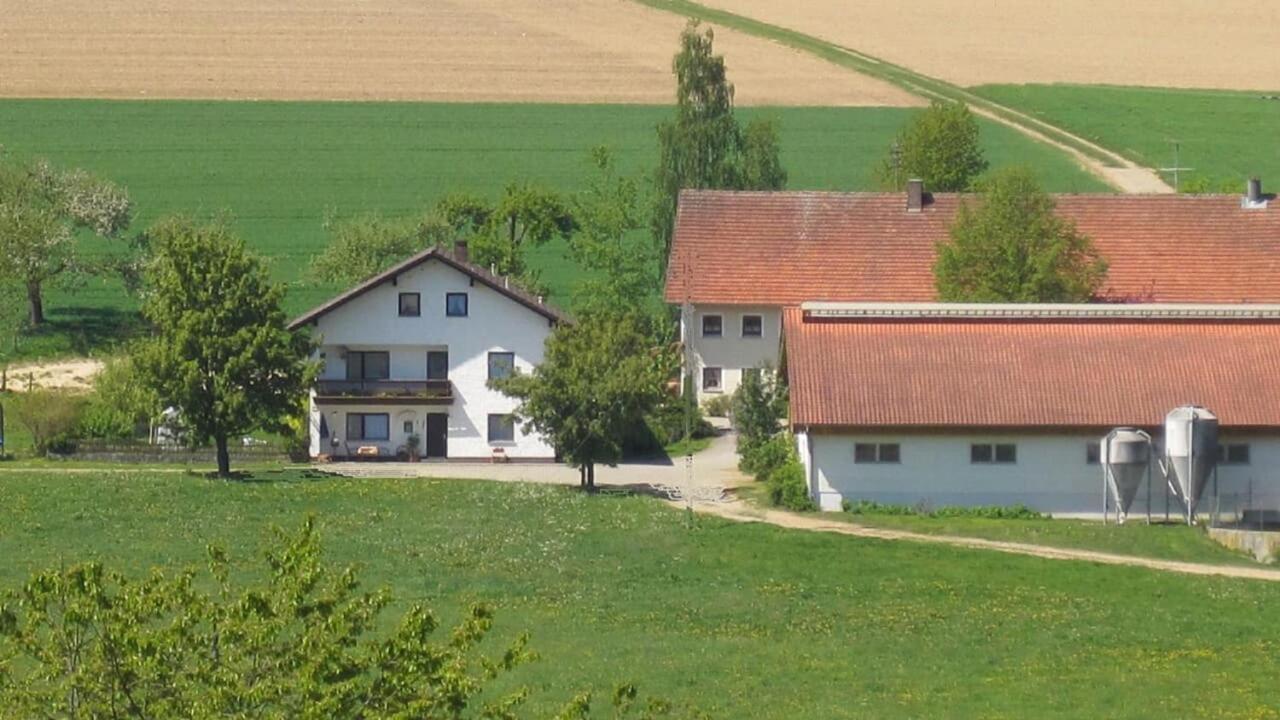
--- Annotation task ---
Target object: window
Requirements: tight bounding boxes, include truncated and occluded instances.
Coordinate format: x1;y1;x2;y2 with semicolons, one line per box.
346;351;390;381
402;420;413;434
446;292;468;317
702;367;722;392
855;443;900;464
742;314;763;338
398;292;421;317
346;413;389;441
488;352;516;381
1086;441;1101;465
487;414;515;443
701;314;722;338
427;351;449;380
1219;444;1251;465
971;443;1016;464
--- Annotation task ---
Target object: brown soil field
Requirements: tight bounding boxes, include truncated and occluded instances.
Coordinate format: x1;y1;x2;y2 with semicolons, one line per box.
0;0;919;106
700;0;1280;90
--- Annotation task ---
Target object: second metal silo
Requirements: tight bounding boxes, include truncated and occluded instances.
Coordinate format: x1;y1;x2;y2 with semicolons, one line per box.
1101;428;1152;523
1163;406;1219;524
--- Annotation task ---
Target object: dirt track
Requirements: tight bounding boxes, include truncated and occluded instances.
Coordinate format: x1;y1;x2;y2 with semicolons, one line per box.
0;0;919;106
698;0;1280;90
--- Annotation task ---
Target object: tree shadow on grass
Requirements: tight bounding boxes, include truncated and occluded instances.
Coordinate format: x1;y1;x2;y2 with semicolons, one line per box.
190;469;341;484
17;306;147;359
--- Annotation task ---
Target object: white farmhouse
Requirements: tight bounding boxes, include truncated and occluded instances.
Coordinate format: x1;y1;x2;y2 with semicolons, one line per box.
289;243;565;461
665;183;1280;401
785;302;1280;515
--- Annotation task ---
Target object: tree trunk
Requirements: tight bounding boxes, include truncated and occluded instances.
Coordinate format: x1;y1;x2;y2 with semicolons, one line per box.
585;462;595;491
215;435;231;477
26;281;44;326
578;466;586;488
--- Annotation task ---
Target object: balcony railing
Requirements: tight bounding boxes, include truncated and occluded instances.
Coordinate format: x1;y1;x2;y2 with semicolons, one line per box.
315;379;453;403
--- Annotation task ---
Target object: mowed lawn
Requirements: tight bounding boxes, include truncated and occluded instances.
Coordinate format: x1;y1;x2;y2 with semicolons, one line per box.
0;100;1106;358
1;473;1277;719
974;84;1280;188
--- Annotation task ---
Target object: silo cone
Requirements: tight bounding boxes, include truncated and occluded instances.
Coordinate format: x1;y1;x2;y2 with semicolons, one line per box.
1164;407;1219;519
1103;429;1151;520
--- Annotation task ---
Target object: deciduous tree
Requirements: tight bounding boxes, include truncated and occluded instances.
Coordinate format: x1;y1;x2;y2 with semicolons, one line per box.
653;22;787;263
0;156;131;325
876;100;987;192
310;212;450;284
935;167;1107;302
493;312;668;489
133;217;315;476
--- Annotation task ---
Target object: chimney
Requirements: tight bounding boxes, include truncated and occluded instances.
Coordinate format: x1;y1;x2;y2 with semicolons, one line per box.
453;239;469;262
906;178;924;213
1247;177;1262;204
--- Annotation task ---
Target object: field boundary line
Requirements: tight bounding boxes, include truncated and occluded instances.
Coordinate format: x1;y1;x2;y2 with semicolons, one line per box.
634;0;1173;194
695;501;1280;581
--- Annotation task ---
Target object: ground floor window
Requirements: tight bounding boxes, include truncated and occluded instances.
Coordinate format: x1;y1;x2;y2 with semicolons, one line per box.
346;413;390;441
488;414;515;443
854;443;900;464
1219;443;1251;465
702;367;722;392
971;443;1016;464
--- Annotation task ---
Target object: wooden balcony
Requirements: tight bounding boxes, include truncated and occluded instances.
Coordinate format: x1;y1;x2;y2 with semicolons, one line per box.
314;379;454;405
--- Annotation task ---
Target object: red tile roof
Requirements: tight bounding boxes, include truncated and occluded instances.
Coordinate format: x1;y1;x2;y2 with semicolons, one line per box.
665;190;1280;305
784;305;1280;429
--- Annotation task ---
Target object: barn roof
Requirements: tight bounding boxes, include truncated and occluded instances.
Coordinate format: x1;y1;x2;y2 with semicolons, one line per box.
665;189;1280;305
783;303;1280;430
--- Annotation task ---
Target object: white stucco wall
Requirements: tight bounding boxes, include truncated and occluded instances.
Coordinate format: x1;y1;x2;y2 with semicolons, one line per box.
305;259;556;459
683;304;782;402
806;431;1280;517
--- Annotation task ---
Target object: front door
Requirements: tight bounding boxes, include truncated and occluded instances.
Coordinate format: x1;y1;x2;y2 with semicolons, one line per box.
425;413;448;459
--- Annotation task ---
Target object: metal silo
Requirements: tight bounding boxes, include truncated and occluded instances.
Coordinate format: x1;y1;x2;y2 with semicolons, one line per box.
1163;406;1219;524
1101;428;1152;524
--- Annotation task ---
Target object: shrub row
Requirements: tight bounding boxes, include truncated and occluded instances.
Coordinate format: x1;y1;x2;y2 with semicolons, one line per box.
740;433;814;512
843;499;1044;520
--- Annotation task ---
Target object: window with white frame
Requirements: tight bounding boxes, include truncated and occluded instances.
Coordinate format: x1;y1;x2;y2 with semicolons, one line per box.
741;314;763;338
701;314;722;338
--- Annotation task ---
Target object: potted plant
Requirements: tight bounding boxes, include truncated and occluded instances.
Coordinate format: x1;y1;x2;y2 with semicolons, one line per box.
406;433;422;462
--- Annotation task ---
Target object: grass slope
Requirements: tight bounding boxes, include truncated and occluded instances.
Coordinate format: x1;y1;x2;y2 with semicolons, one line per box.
0;100;1105;359
1;473;1278;718
973;85;1280;189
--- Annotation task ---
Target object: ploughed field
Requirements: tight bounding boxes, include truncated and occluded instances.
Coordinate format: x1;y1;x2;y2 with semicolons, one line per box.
0;0;916;107
0;100;1106;359
0;472;1278;719
693;0;1280;91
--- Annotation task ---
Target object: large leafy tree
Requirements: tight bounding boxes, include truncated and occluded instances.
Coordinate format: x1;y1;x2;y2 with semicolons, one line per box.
653;22;787;263
876;100;988;192
0;156;131;325
310;212;452;284
134;217;315;476
570;147;664;328
494;312;669;489
0;519;691;718
935;167;1107;302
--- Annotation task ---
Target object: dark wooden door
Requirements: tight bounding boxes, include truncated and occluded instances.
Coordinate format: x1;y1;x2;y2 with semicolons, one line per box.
425;413;448;458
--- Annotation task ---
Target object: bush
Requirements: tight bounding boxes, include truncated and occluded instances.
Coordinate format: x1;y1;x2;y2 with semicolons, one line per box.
78;356;160;440
644;396;714;447
768;459;815;512
731;366;785;452
843;499;1044;520
701;394;732;418
739;432;793;479
12;390;85;455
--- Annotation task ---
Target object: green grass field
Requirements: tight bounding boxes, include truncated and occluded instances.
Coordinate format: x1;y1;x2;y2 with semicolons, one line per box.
0;100;1105;359
1;472;1278;718
973;85;1280;190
